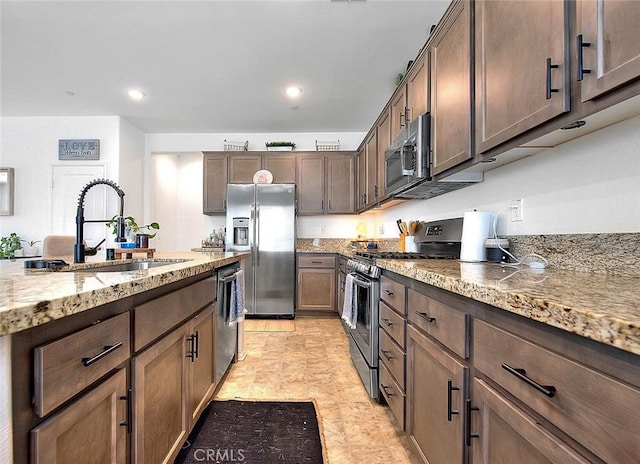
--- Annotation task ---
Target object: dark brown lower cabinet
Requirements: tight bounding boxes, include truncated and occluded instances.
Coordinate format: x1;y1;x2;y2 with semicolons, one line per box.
30;368;128;464
132;303;216;464
471;378;589;464
188;305;215;425
132;324;189;464
406;325;467;464
296;254;337;312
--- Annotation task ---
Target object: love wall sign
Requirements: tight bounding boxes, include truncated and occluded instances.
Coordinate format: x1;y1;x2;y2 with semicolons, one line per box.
58;139;100;160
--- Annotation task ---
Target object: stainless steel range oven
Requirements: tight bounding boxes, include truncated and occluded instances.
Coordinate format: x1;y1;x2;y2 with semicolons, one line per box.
342;217;465;400
343;257;381;399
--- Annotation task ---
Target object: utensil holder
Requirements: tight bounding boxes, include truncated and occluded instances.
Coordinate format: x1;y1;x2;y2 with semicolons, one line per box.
398;233;406;252
405;235;418;252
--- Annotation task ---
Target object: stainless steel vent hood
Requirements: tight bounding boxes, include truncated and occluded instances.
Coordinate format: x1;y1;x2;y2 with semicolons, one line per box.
392;171;483;200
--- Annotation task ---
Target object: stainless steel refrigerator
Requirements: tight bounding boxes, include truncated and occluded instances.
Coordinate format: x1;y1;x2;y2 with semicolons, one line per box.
225;183;296;317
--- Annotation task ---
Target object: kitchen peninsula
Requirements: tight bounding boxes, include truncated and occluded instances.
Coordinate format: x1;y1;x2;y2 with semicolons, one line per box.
0;251;247;464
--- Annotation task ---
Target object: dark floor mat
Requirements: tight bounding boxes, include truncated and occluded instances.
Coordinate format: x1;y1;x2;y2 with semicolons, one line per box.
175;400;324;464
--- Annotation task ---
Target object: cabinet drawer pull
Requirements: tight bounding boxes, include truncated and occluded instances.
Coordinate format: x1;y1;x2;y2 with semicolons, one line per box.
447;379;460;422
546;57;560;99
194;331;199;359
465;399;480;446
501;363;556;398
381;384;394;397
381;318;393;327
381;350;393;361
415;311;436;323
311;261;323;264
81;342;123;367
383;289;394;296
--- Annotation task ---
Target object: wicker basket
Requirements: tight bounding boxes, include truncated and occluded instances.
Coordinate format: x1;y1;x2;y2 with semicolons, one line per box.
315;140;340;151
224;140;248;151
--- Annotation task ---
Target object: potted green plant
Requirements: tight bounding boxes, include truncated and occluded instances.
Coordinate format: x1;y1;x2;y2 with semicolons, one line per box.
107;216;160;248
0;232;22;259
265;141;296;151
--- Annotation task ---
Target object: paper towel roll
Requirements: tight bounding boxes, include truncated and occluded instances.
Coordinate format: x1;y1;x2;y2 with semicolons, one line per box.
460;211;494;262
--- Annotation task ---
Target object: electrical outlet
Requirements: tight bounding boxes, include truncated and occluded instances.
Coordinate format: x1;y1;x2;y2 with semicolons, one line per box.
379;224;385;235
511;199;523;222
321;224;328;234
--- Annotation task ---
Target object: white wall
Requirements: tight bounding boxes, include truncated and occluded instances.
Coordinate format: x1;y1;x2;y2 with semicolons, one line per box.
118;118;146;221
375;114;640;238
0;116;121;240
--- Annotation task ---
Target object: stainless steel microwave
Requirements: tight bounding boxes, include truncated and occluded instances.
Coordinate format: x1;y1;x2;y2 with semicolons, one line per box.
384;113;430;197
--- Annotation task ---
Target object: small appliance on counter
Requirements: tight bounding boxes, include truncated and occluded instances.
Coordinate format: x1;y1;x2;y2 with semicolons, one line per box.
485;238;510;262
460;211;494;262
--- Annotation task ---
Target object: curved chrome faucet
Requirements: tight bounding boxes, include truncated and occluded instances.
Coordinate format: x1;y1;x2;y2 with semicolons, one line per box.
75;178;126;263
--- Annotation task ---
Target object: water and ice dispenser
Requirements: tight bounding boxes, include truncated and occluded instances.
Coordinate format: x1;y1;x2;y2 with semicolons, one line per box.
232;217;249;246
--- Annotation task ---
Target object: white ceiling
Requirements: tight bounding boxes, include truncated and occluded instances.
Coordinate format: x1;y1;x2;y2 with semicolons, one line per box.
0;0;449;134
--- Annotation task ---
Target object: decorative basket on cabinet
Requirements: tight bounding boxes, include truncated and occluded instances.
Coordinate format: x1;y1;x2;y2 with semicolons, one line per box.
315;140;340;151
224;140;249;151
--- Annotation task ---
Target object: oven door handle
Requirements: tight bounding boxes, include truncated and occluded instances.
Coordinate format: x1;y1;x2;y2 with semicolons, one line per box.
219;271;239;284
351;275;372;289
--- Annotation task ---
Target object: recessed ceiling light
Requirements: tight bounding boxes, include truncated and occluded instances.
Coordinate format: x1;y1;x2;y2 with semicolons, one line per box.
127;89;146;100
285;86;302;98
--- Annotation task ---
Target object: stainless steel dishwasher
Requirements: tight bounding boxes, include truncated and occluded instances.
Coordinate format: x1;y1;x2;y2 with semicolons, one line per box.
215;262;240;384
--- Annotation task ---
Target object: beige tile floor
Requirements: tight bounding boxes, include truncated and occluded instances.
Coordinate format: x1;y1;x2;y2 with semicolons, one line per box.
215;316;421;464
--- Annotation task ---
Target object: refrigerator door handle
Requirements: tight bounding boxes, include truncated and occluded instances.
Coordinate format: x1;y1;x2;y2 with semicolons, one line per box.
255;203;260;267
250;202;256;264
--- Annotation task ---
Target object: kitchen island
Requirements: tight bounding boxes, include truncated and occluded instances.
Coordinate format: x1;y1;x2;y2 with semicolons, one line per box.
0;251;247;464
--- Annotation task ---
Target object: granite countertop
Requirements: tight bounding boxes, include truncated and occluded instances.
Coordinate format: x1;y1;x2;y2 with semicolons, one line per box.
0;251;247;337
376;259;640;356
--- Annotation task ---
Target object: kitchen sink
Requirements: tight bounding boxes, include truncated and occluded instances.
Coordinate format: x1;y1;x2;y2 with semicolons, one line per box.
73;259;188;272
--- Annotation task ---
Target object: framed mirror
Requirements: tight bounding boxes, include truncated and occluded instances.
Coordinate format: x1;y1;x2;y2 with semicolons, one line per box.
0;168;14;216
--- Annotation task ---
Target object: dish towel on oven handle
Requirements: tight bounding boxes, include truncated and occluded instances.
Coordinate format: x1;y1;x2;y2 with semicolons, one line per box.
229;269;246;326
342;273;357;329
